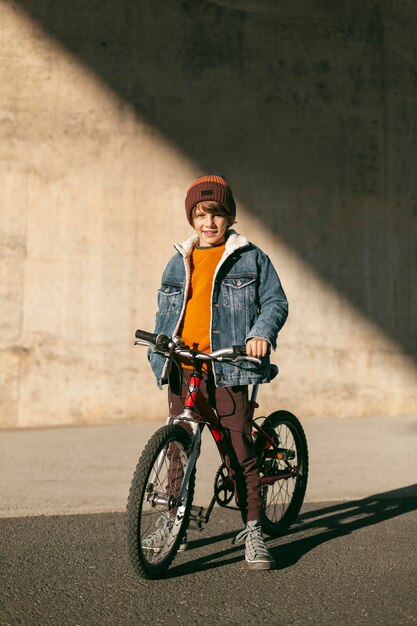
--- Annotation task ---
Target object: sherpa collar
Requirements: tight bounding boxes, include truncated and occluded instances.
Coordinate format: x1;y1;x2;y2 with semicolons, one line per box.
174;229;249;258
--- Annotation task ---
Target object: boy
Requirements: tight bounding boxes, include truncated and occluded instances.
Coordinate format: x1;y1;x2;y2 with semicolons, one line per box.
148;174;288;570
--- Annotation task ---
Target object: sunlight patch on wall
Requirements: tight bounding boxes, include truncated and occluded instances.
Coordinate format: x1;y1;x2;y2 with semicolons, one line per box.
1;3;415;426
0;3;198;427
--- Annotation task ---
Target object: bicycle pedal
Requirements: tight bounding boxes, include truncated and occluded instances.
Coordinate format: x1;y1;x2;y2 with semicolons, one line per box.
264;448;296;461
188;505;206;530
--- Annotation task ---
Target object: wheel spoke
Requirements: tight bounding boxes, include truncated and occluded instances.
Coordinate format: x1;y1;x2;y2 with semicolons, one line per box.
126;425;196;578
139;439;188;564
258;411;308;536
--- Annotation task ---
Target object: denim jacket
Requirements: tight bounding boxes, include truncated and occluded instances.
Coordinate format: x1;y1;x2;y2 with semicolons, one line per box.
149;230;288;387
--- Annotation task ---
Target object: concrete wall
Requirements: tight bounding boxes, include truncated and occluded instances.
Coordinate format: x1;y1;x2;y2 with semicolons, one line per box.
1;0;416;428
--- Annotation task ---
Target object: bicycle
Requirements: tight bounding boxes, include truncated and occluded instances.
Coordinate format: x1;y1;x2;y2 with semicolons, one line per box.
126;329;309;579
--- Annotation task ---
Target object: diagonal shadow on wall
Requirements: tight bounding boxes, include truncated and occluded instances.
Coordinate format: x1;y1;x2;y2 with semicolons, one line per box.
15;0;417;359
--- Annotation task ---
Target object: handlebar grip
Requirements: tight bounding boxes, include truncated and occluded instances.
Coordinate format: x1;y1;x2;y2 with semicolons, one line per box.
135;330;171;352
135;329;159;343
232;345;262;365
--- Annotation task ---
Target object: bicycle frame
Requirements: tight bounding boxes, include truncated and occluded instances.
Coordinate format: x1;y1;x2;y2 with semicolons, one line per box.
167;358;298;529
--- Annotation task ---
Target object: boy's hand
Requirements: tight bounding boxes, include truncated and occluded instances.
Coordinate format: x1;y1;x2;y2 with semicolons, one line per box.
246;337;270;359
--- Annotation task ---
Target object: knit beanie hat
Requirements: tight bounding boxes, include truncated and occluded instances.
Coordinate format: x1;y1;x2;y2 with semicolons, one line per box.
185;174;236;225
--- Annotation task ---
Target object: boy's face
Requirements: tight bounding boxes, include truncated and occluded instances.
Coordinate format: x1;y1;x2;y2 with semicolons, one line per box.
193;207;228;247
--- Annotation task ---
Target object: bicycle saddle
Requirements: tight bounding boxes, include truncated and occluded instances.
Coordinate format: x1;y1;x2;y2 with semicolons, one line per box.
269;364;279;381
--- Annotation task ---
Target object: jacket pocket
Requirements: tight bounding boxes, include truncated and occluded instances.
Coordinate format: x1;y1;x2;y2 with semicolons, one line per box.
157;282;182;313
221;275;257;309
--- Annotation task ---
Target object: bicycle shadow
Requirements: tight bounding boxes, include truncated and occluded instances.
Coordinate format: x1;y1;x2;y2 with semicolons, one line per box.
165;484;417;578
273;483;417;570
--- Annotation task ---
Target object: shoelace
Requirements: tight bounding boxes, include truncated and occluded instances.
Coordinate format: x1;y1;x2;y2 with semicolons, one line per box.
143;515;173;545
232;522;272;558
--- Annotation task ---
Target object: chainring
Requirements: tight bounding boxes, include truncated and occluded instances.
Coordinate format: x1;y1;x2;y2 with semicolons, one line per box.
214;464;235;506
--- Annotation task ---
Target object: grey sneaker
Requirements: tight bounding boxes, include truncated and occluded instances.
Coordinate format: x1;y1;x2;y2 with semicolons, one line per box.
233;521;275;570
178;533;188;552
142;515;188;554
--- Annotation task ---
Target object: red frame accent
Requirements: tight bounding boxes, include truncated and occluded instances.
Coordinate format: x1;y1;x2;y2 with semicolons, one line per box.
181;366;295;484
184;373;201;409
182;369;229;454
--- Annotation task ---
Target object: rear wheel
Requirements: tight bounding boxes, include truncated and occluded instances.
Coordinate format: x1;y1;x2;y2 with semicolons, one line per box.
256;410;308;536
125;424;195;579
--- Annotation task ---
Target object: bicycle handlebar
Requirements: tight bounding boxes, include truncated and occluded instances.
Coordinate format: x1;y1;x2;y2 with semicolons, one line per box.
134;329;262;365
135;329;171;351
134;329;160;343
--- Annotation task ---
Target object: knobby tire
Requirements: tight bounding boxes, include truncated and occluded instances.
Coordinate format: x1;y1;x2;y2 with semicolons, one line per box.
125;424;195;579
257;410;309;536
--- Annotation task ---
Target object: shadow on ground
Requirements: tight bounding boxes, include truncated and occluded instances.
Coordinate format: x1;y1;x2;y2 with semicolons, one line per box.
166;483;417;576
2;488;416;624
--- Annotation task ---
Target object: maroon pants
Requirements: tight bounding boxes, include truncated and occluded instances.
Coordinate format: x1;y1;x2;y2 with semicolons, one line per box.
168;366;261;523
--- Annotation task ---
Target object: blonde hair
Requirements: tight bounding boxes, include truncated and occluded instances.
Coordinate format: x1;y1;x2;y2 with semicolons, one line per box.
192;201;236;228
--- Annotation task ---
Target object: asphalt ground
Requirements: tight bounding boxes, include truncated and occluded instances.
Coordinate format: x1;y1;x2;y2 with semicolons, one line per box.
1;416;416;625
1;503;416;625
1;416;417;517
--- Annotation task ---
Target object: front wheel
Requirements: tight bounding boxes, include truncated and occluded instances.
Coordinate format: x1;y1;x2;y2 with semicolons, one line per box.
256;410;308;537
125;424;195;579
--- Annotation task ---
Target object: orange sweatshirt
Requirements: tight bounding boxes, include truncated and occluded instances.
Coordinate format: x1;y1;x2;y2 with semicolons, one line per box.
179;243;225;352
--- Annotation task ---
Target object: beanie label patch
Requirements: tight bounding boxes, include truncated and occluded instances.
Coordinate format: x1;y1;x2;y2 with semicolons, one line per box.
185;175;236;225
